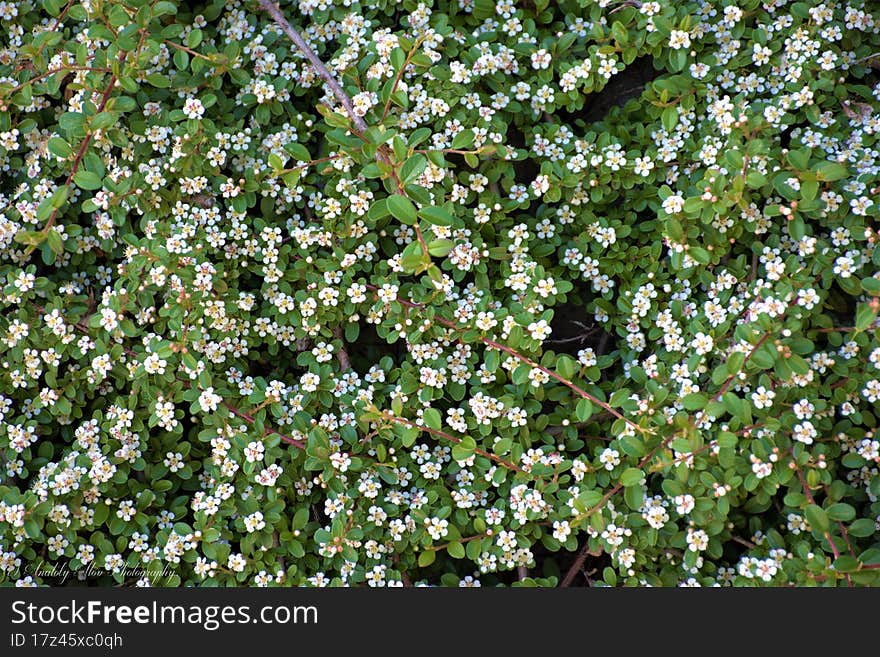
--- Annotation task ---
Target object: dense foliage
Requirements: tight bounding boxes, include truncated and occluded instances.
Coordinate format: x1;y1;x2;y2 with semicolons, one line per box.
1;0;879;587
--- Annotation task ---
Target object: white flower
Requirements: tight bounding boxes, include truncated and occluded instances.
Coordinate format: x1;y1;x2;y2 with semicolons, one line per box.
669;30;691;49
244;441;265;463
751;386;775;410
662;194;685;214
634;156;654;176
599;448;620;471
329;451;352;472
673;494;695;515
792;421;816;445
198;387;221;413
552;520;571;542
527;319;551;341
686;528;709;552
300;372;320;392
183;98;205;119
690;332;714;355
424;517;449;540
244;511;265;533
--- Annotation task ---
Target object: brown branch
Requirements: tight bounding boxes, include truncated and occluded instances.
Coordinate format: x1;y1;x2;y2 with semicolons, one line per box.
31;304;306;450
164;39;213;61
731;535;757;549
382;412;527;475
333;327;351;372
223;402;305;449
392;553;412;587
425;532;488;552
546;413;614;437
482;336;644;435
811;326;878;334
790;450;852;587
38;53;125;236
257;0;368;134
364;283;645;434
260;2;432;264
5;66;110;95
380;36;424;121
824;485;858;560
561;284;808;587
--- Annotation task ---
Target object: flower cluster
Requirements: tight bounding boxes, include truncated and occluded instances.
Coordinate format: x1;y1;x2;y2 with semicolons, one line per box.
0;0;878;588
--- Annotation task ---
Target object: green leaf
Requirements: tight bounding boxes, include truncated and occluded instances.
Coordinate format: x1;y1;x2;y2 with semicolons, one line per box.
401;154;427;184
24;518;41;539
661;106;678;131
815;161;847;182
848;519;875;538
146;73;171;88
400;426;419;448
804;504;829;533
451;130;474;150
268;153;284;171
417;549;436;567
511;365;531;385
447;541;465;559
46;228;64;256
575;398;593;422
418;206;454;227
47;137;72;158
422;408;442;430
556;355;576;380
855;303;876;332
451;436;476;462
13;230;45;246
749;345;775;370
111;96;137;113
387;194;417;225
390;47;406;72
726;351;745;375
624;484;643;511
281;143;309;162
605;388;627;408
682;392;707;411
49;185;69;209
427;239;454;257
91;112;117;131
832;556;860;573
826;503;855;522
400;250;426;273
293;507;309;529
665;217;683;241
42;0;64;16
611;21;629;46
620;468;643;487
187;29;203;48
73;170;103;190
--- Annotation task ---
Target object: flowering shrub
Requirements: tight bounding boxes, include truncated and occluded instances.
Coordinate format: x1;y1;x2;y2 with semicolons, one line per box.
1;0;879;588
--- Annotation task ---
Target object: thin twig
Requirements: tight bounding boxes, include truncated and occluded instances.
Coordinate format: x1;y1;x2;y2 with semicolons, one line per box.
260;2;433;265
333;327;352;372
731;535;757;549
31;304;306;450
4;66;110;95
561;281;810;587
36;52;126;238
790;450;852;587
364;283;645;434
382;412;526;474
164;40;213;61
257;0;368;134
